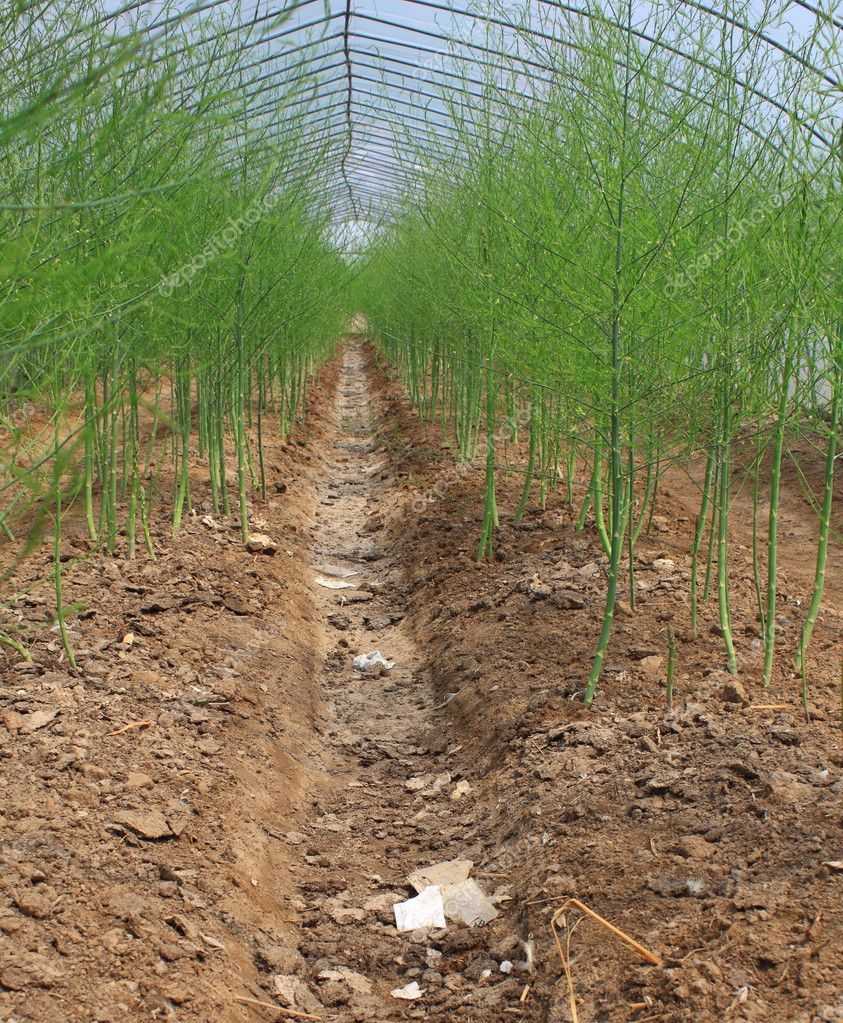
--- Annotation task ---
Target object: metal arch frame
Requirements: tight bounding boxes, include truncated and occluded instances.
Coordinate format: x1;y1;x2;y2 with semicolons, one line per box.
350;69;511;118
286;140;438;191
33;4;838;213
181;49;349;119
31;0;837;225
123;0;838;149
144;0;328;36
351;89;497;139
232;71;351;123
400;0;840;89
319;182;390;201
209;48;348;109
235;0;839;217
338;0;358;218
289;131;412;179
227;69;796;212
175;29;347;99
242;105;358;151
345;23;832;154
320;180;398;205
243;112;466;169
796;0;843;33
238;81;487;155
178;18;525;122
149;6;348;69
301;130;414;167
13;1;838;136
238;96;392;153
350;11;834;147
0;0;262;90
239;118;443;190
313;144;454;188
339;168;403;191
349;48;541;106
316;194;416;227
150;0;838;109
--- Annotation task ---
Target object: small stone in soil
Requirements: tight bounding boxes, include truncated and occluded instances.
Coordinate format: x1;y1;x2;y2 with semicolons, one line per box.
113;809;174;840
720;679;749;705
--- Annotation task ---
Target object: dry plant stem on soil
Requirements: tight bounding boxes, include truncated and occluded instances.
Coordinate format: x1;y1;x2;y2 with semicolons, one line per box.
550;899;662;967
551;897;662;1023
556;915;581;1023
233;994;322;1020
106;719;153;736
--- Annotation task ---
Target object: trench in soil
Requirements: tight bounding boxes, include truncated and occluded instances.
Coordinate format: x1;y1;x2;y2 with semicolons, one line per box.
288;340;512;1020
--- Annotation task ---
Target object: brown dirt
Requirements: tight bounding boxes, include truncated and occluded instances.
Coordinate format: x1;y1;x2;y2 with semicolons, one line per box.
1;339;841;1023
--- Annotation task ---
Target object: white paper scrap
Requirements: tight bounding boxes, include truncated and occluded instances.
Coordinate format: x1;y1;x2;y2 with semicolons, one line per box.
441;879;500;927
353;650;395;671
408;860;473;894
391;981;424;1000
393;885;446;932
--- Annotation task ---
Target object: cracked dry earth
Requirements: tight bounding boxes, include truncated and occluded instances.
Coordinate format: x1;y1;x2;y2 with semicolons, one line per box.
284;342;522;1022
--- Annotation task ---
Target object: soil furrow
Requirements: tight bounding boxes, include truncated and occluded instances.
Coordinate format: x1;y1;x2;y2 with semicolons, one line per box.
278;341;520;1022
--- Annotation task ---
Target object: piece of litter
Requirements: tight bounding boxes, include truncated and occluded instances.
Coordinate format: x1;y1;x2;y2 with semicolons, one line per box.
480;969;492;979
391;981;424;1001
394;885;446;932
441;879;500;927
408;859;473;894
316;575;353;589
431;692;460;711
823;861;843;871
451;780;472;801
500;960;513;974
353;650;394;671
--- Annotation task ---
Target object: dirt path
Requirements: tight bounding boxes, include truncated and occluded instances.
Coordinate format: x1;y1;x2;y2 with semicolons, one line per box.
277;340;518;1021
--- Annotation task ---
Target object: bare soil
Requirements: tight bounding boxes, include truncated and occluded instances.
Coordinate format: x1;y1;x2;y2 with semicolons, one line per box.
1;339;841;1023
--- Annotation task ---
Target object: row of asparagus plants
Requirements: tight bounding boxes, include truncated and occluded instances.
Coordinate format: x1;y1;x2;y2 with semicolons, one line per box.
359;0;842;704
0;1;352;664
